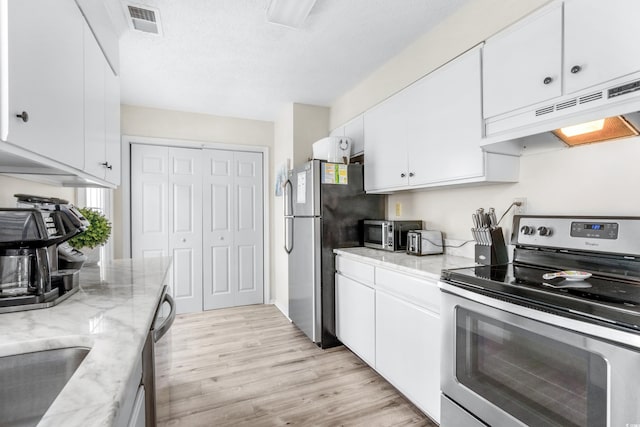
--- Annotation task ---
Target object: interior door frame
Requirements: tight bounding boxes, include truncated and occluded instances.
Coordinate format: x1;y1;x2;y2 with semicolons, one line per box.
121;135;271;306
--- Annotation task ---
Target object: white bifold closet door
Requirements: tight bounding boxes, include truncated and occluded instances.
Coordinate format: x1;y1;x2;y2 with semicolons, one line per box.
202;150;264;310
131;144;263;313
131;144;203;314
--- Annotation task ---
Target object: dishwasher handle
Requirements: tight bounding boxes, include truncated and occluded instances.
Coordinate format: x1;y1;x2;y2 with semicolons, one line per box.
153;292;176;342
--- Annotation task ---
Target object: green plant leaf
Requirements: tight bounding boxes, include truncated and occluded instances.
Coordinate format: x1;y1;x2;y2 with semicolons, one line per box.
67;207;112;250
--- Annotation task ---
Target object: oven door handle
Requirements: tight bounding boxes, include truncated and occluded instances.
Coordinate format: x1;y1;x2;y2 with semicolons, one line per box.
153;292;176;342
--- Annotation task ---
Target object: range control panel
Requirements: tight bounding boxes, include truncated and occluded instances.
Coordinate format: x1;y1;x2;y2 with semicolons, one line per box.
513;215;640;256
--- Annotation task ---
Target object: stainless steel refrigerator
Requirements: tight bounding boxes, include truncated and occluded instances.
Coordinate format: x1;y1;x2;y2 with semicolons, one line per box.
284;160;385;348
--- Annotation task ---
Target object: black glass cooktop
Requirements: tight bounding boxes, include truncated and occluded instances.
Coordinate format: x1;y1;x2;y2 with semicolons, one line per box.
441;263;640;333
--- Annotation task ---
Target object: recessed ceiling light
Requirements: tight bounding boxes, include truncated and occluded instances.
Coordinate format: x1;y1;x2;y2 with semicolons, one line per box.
553;116;639;146
266;0;317;29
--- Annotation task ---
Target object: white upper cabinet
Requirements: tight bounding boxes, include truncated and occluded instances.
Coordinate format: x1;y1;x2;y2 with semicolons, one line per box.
363;90;409;191
105;67;121;185
84;25;121;185
330;114;365;157
563;0;640;94
364;47;518;193
0;0;85;169
482;4;562;119
84;25;107;179
484;0;640;120
407;48;484;185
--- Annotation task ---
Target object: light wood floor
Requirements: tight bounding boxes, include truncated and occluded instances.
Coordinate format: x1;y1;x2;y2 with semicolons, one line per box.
156;304;437;427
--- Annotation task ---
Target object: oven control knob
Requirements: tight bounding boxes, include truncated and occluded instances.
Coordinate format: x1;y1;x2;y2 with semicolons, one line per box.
537;226;553;236
520;225;535;235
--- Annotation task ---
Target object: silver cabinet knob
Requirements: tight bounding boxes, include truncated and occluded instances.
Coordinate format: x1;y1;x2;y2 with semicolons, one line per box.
182;238;187;243
409;172;415;177
400;173;406;178
220;236;224;241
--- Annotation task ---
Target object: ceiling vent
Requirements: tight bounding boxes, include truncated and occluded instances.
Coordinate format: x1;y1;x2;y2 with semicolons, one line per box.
126;4;162;35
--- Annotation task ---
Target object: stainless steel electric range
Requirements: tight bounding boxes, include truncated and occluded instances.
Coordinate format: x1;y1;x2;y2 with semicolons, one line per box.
439;215;640;427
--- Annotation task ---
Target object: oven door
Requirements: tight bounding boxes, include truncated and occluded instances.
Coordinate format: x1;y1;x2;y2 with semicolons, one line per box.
440;283;640;427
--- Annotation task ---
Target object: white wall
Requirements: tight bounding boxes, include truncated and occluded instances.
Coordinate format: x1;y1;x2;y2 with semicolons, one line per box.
272;104;294;314
386;138;640;258
0;175;76;207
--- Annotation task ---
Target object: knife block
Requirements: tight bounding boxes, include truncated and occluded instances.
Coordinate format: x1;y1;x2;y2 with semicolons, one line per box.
475;228;509;265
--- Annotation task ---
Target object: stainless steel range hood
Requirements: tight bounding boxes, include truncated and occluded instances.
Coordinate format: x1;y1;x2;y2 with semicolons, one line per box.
481;72;640;156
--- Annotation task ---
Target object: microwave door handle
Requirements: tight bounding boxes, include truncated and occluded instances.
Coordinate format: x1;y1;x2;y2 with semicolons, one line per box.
381;223;388;250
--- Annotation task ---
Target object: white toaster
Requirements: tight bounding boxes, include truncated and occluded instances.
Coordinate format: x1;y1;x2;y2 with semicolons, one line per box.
406;230;443;256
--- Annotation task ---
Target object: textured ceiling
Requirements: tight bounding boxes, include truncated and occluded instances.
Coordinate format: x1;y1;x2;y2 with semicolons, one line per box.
110;0;470;122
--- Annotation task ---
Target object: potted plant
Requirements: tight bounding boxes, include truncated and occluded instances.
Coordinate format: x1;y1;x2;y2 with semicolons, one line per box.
67;208;112;265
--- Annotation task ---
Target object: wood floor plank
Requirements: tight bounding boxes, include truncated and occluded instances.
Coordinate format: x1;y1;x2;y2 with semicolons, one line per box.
157;304;437;427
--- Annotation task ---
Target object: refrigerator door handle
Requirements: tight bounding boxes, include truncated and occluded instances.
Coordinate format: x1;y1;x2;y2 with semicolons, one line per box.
284;216;293;254
284;179;293;217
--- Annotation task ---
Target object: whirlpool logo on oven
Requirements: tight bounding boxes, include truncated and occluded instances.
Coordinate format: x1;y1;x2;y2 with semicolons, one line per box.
585;241;600;247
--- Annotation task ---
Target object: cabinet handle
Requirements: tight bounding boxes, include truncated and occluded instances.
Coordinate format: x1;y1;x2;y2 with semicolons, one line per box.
543;76;553;85
409;172;415;177
101;162;113;170
400;173;406;178
570;65;582;74
16;111;29;123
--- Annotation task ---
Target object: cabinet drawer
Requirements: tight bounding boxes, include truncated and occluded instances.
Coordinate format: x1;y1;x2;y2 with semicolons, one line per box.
335;256;374;285
375;267;440;314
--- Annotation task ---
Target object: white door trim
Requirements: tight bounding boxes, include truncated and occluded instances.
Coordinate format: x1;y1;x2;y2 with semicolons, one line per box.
121;134;271;306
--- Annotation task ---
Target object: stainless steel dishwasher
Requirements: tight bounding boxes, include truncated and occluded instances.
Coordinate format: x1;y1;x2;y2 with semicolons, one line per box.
142;285;176;426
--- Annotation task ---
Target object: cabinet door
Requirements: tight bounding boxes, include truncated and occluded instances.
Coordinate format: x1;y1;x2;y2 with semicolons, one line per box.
564;0;640;94
482;4;562;118
335;274;375;366
363;92;408;191
407;48;484;185
84;26;107;179
344;115;364;156
105;67;121;185
1;0;84;169
168;148;203;314
376;290;440;422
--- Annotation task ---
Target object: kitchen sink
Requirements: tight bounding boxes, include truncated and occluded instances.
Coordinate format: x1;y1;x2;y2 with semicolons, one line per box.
0;347;90;427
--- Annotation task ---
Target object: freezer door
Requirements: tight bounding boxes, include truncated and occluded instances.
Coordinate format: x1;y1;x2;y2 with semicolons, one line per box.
288;216;321;343
289;161;321;217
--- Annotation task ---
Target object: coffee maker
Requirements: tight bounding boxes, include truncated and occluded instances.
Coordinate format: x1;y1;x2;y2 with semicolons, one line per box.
0;201;87;309
14;194;90;272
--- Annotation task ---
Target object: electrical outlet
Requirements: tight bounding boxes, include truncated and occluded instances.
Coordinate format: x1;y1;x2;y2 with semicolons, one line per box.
514;197;527;214
395;202;402;217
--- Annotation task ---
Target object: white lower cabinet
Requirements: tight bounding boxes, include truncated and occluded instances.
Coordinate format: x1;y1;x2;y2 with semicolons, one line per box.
335;254;441;422
335;273;376;367
376;289;440;422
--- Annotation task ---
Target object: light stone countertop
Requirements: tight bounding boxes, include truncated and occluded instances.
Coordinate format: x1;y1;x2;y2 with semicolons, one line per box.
0;256;172;427
334;247;476;280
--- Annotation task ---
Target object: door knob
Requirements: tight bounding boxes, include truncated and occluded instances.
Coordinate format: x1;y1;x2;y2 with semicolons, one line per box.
570;65;582;74
16;111;29;122
543;76;553;85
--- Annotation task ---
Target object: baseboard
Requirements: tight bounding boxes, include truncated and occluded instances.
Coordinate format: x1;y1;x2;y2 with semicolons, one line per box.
273;299;290;321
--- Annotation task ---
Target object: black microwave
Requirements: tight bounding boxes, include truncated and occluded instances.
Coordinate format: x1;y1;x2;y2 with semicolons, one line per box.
363;220;422;252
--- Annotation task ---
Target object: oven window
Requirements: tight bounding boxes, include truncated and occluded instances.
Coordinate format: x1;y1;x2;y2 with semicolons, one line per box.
455;308;607;427
365;225;383;245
